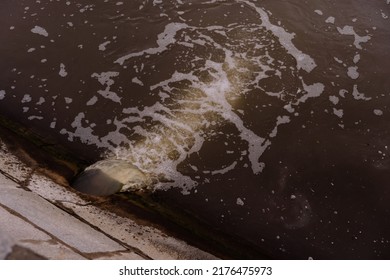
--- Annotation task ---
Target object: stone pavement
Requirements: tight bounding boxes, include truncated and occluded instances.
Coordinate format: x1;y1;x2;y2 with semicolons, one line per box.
0;139;217;260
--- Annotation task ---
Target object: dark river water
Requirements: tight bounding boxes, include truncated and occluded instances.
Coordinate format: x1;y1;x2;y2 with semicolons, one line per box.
1;0;390;259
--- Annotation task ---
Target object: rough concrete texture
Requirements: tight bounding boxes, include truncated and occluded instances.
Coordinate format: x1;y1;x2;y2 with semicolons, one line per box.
0;174;18;188
0;141;32;182
0;187;125;254
0;139;217;260
0;206;85;259
0;229;46;260
0;229;13;259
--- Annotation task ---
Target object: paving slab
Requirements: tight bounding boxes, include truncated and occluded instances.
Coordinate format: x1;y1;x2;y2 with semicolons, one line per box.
61;201;217;260
29;173;217;260
0;180;125;254
0;204;54;241
0;171;19;188
0;229;14;259
0;205;85;259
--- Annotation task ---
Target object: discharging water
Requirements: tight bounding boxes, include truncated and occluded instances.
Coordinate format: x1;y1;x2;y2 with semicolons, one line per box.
1;0;390;259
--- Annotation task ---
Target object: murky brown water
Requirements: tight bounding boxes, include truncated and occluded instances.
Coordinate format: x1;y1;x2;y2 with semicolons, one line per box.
1;0;390;259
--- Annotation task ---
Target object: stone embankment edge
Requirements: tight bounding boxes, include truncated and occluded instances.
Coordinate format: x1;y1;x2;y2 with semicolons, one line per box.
0;136;217;260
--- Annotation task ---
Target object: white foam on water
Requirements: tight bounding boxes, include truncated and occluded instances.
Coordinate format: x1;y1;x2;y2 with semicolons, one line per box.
314;10;323;16
329;95;339;105
91;71;119;86
325;16;335;24
353;53;361;64
0;90;6;100
132;77;144;86
236;198;245;206
98;89;121;103
62;57;271;192
58;1;333;193
269;116;291;138
151;61;267;178
296;81;325;104
198;61;269;174
374;109;383;116
115;22;189;65
337;25;371;49
28;115;43;120
347;66;359;79
352;85;371;101
212;161;238;175
91;72;122;103
98;41;111;51
238;0;317;72
79;4;95;13
21;94;32;103
334;57;343;64
59;63;68;77
50;119;56;129
31;25;48;37
36;97;45;105
333;108;343;118
283;103;295;113
339;89;347;98
60;113;102;145
86;96;98;106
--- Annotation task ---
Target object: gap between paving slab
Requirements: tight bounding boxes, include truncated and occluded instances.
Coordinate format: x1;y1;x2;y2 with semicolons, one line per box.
0;172;145;259
0;186;126;254
0;204;85;260
27;172;217;260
